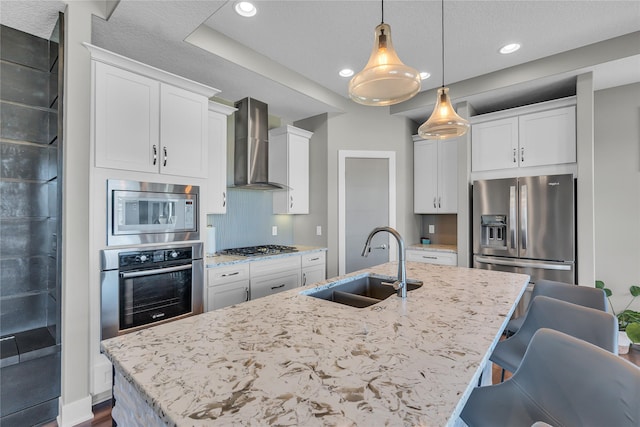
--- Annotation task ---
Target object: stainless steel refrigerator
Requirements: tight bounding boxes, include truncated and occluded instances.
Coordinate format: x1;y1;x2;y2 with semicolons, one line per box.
472;174;576;284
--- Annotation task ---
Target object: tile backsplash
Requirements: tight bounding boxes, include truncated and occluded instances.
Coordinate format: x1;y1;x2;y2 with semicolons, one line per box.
207;189;294;251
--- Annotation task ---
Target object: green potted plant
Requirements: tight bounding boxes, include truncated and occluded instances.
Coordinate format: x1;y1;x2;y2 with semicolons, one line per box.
595;280;640;351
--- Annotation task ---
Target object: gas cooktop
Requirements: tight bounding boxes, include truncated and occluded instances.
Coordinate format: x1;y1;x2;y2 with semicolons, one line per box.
219;245;298;257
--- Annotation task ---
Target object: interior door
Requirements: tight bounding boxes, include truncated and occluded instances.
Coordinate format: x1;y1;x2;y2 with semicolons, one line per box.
344;158;389;273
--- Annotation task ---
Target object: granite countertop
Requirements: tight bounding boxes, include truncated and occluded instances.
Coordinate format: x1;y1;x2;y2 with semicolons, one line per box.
408;243;458;253
205;245;327;268
101;262;528;426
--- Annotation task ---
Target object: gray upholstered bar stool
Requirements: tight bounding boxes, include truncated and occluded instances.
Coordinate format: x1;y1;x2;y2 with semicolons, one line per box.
491;295;617;377
506;279;607;336
461;328;640;427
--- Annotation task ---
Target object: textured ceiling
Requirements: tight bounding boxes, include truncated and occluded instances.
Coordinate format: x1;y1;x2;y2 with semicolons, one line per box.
2;1;640;123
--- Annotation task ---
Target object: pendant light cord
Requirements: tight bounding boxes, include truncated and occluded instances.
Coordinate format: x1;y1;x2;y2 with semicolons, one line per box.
381;0;384;24
441;0;445;88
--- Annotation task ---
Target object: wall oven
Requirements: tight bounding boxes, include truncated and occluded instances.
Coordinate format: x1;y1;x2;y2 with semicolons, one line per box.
100;242;203;340
107;179;199;246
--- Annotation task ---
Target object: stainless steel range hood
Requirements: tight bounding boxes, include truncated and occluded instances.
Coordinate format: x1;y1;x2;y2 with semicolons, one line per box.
231;97;285;190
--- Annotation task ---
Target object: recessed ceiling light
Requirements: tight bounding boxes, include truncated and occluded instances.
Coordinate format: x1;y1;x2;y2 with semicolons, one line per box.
235;1;257;17
420;72;431;80
499;43;521;54
339;68;354;78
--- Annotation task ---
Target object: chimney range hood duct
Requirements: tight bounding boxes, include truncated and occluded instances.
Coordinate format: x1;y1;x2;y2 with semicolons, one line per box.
232;97;285;190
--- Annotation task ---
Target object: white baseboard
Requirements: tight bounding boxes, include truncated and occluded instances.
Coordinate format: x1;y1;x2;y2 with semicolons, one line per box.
57;395;93;427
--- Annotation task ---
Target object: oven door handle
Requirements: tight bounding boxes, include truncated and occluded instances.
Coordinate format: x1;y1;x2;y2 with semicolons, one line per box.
120;264;192;279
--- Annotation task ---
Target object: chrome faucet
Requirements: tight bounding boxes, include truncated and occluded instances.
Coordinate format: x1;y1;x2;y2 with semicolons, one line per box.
361;226;407;299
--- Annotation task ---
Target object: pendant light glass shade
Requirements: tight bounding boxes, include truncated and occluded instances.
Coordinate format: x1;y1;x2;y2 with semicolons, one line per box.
349;23;421;106
418;87;469;139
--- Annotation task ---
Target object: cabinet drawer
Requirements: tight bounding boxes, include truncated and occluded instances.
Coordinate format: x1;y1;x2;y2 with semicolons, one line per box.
301;251;325;268
250;271;300;300
407;250;457;266
207;263;250;286
250;255;301;276
206;280;250;312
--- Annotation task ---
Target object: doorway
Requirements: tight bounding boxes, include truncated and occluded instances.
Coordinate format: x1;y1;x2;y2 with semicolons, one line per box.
338;151;396;275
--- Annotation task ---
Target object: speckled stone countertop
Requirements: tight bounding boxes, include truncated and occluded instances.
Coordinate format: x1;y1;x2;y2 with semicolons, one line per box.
101;262;528;426
205;245;327;268
408;243;457;253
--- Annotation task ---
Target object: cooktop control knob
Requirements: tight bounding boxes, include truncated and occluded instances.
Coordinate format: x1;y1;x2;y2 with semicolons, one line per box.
139;254;148;263
170;251;178;259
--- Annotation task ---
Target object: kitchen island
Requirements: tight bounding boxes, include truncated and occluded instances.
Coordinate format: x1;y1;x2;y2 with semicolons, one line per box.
101;262;529;426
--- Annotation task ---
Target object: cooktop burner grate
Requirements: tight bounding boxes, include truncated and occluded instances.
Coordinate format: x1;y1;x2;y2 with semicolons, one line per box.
220;245;298;257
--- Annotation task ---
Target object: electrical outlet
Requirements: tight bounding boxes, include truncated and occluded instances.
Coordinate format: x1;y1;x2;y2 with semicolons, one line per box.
316;226;322;236
272;225;278;236
429;224;435;234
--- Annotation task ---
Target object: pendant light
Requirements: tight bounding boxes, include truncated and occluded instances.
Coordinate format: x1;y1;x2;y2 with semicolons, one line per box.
349;0;421;106
418;0;469;139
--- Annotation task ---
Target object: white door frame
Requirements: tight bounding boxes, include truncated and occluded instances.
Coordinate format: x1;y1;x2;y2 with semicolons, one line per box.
338;150;397;276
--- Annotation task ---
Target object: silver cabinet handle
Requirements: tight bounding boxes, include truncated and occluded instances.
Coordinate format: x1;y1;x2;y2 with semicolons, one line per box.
152;145;157;165
290;195;293;209
271;284;286;290
521;147;525;163
438;197;441;208
372;244;387;250
513;148;517;163
309;257;320;261
422;255;438;259
433;197;437;208
222;191;226;208
221;271;240;277
302;273;307;286
245;287;249;302
163;146;168;167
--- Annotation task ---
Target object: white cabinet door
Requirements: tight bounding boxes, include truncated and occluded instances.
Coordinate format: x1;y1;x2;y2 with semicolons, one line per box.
438;140;459;214
94;62;159;173
414;139;458;214
414;140;438;213
159;84;208;178
518;106;576;167
270;126;313;214
471;117;518;172
207;103;234;214
207;281;249;311
302;266;325;287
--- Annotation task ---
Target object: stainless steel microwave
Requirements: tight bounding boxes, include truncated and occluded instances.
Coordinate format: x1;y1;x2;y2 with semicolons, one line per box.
107;180;199;246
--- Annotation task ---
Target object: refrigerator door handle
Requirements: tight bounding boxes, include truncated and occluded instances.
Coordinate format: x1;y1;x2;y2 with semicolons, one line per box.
509;185;517;250
520;184;528;251
475;256;572;271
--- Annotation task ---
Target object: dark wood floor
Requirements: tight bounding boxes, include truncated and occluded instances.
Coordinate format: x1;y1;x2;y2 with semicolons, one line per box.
46;346;640;427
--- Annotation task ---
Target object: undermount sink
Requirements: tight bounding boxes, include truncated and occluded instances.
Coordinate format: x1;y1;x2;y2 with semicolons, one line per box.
303;273;422;308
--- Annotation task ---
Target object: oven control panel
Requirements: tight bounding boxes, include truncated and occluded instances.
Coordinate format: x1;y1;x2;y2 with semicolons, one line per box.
119;248;192;269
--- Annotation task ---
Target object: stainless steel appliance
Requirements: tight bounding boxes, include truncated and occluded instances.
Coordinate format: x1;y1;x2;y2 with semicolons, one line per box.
100;242;203;339
232;97;286;190
220;244;298;257
473;174;576;283
107;179;199;246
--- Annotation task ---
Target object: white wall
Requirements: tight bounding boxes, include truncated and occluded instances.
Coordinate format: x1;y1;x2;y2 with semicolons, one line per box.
594;82;640;313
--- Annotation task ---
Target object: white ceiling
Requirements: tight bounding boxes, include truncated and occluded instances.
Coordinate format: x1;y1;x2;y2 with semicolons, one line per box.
2;1;640;123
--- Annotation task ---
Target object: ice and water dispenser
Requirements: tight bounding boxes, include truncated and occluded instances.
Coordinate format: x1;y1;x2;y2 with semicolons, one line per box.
479;215;508;249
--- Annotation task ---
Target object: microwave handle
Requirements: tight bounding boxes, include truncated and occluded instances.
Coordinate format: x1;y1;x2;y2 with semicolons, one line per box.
120;264;192;279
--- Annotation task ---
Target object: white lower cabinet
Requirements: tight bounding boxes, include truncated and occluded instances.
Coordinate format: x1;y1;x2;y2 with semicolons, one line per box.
250;256;301;300
301;251;326;286
206;264;250;311
406;249;457;266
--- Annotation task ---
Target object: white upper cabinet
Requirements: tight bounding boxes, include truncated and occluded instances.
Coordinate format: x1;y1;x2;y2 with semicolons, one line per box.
472;100;576;172
414;137;458;214
207;102;236;214
94;62;160;174
87;43;219;179
159;84;208;178
269;125;314;214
